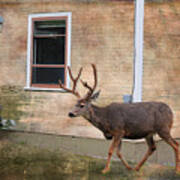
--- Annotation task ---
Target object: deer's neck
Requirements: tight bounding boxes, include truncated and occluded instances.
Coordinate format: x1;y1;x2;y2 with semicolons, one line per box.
82;104;105;131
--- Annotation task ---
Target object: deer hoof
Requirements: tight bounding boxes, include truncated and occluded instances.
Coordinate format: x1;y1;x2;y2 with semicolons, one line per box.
126;166;133;171
102;168;110;174
133;166;140;171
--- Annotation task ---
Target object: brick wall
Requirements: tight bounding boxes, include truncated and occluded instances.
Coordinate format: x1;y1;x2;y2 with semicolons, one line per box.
0;0;134;138
0;0;179;138
143;1;180;137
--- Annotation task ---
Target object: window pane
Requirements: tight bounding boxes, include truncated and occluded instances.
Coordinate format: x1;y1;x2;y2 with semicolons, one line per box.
34;20;66;35
33;37;65;64
32;67;64;84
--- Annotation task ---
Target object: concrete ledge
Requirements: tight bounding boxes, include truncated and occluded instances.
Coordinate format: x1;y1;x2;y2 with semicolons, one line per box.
0;130;179;167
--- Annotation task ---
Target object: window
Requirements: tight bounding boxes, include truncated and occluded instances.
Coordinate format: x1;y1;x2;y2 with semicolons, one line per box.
25;13;72;90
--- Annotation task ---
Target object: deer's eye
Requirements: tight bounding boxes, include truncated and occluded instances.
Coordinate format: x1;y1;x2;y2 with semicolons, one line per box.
80;104;85;108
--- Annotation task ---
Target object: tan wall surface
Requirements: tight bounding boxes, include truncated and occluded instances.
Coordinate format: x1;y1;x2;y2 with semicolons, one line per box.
0;0;179;138
143;0;180;137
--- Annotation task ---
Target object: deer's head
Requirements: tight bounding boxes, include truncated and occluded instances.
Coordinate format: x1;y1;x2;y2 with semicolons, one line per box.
59;64;100;118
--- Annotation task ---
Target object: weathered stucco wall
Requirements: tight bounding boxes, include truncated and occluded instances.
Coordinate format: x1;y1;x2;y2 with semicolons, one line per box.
0;0;134;138
0;0;179;138
143;0;180;137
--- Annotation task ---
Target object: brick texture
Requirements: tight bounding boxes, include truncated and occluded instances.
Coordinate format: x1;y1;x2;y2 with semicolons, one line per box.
0;0;179;138
143;1;180;137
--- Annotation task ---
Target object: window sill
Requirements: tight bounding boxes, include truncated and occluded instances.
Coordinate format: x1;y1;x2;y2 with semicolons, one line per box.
24;86;66;92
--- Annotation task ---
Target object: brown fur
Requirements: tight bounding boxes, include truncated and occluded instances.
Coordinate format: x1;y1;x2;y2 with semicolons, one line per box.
84;102;173;140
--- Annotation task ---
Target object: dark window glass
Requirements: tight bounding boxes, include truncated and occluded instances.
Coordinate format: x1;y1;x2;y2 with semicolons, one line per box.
33;37;65;64
31;18;67;87
32;67;64;84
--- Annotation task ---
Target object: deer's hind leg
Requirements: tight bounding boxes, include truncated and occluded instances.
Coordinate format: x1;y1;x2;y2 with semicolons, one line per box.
134;135;156;171
158;130;180;173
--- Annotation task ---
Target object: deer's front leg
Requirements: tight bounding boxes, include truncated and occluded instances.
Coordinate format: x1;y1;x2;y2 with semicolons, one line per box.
116;140;132;170
102;137;117;174
102;136;120;174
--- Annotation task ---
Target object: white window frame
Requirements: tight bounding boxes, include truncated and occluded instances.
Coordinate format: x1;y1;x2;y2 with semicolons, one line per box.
24;12;72;91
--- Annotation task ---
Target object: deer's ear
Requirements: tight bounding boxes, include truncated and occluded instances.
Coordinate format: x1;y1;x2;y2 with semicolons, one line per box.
91;90;101;101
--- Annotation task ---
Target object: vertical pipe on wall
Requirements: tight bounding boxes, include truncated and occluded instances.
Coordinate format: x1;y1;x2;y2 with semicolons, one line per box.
132;0;144;102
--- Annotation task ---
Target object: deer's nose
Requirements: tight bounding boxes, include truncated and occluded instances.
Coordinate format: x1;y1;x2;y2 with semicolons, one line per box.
68;112;76;118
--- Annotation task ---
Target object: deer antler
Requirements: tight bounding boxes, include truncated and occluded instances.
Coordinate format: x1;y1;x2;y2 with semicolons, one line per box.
59;67;82;98
81;64;97;100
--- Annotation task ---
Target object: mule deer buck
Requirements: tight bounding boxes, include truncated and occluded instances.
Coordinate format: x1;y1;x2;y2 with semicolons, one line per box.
59;64;180;173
